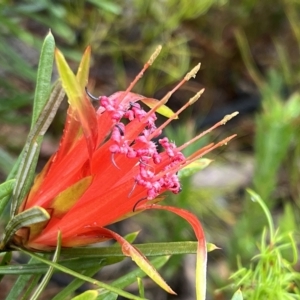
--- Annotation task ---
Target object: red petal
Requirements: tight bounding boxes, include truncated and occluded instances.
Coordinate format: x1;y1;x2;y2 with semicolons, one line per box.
141;204;207;300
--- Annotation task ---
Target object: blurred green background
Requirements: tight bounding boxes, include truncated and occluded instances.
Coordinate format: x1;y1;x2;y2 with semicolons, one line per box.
1;0;300;299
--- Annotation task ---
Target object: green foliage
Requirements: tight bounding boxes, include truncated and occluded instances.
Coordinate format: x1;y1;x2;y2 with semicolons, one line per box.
224;191;300;299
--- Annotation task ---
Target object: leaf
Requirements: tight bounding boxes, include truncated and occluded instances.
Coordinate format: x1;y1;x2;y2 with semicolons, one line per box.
55;48;98;155
13;247;145;300
0;257;111;275
76;46;91;89
72;290;98;300
101;228;176;295
60;241;199;257
31;31;55;129
0;251;12;282
97;256;170;300
5;257;38;300
1;207;50;248
10;82;65;217
178;158;212;178
141;97;178;119
0;179;15;217
231;289;243;300
0;147;15;176
29;232;62;300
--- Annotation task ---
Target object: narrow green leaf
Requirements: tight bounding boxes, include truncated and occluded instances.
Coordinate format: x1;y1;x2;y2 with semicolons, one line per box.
52;257;125;300
30;232;62;300
247;189;275;241
5;257;37;300
0;180;15;199
14;247;146;300
31;31;55;129
72;290;98;300
0;148;15;176
97;256;169;300
0;252;12;267
0;251;12;282
0;179;15;217
61;241;212;257
137;277;144;298
1;207;50;247
10;82;65;217
20;274;42;300
0;257;112;275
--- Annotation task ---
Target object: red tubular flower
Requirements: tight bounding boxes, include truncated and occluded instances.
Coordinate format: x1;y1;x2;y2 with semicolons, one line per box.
13;46;237;299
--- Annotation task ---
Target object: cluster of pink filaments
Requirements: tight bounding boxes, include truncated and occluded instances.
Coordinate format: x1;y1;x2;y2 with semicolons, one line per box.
91;46;238;201
99;94;185;199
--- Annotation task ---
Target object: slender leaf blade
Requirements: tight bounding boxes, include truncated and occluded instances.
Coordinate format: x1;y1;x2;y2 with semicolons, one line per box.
31;31;55;128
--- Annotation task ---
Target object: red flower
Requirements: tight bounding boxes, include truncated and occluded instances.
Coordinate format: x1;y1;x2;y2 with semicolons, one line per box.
13;46;237;299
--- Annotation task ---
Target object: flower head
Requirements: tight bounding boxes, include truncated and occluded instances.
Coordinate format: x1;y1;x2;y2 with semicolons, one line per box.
12;46;237;299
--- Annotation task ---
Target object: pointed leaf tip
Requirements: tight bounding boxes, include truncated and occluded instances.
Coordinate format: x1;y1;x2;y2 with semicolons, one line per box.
103;228;176;295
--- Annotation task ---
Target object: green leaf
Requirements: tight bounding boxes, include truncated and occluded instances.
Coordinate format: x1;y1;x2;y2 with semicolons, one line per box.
1;206;50;248
0;148;15;176
137;277;145;299
51;261;117;300
29;232;62;300
10;82;65;217
86;0;121;14
141;97;177;119
14;247;146;300
97;256;169;300
0;251;12;282
31;31;55;129
247;189;274;241
5;257;38;300
0;257;112;275
72;290;98;300
178;158;212;178
60;241;199;257
231;289;243;300
0;179;15;217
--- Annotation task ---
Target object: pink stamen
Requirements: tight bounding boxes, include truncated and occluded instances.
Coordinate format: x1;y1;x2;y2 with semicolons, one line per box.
154;134;237;181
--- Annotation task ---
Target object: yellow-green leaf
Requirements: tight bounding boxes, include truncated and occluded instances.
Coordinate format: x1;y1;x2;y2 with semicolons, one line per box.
179;158;212;178
141;98;178;119
72;290;98;300
55;49;85;110
76;46;91;89
55;48;97;153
